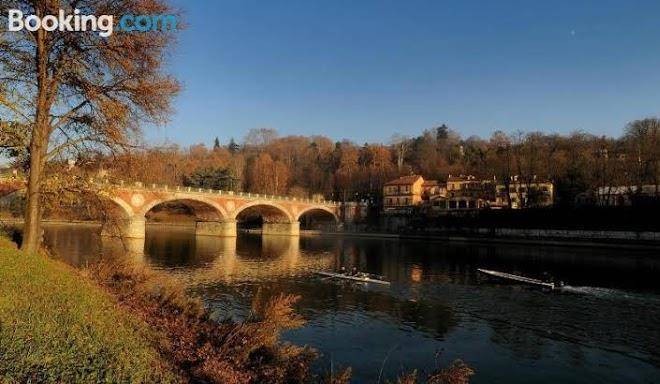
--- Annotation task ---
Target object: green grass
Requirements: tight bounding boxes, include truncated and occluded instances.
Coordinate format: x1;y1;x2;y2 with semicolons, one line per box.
0;238;176;383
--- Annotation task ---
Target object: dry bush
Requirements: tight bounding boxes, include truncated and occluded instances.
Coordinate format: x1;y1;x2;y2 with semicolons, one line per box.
394;370;418;384
388;360;474;384
426;360;475;384
88;260;316;384
322;367;352;384
89;260;205;319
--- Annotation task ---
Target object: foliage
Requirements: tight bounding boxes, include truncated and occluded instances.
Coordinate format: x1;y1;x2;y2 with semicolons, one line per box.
426;360;475;384
183;166;240;191
83;119;660;209
0;0;180;252
0;237;176;383
0;121;28;161
322;367;352;384
90;260;317;384
247;153;290;195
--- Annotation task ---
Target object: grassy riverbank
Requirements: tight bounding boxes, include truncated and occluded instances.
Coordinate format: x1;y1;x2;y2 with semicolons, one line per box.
0;237;175;382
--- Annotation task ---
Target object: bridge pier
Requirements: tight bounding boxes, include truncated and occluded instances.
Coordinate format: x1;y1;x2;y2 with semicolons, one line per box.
101;217;146;239
195;219;237;237
262;222;300;236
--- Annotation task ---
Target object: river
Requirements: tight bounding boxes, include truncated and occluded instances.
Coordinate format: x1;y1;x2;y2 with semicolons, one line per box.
42;224;660;383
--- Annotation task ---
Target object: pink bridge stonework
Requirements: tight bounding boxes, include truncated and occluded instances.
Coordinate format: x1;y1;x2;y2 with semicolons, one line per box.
100;183;341;238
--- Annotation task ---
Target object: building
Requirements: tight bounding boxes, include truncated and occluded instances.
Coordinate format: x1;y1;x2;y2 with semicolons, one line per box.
384;174;554;213
421;179;444;200
383;175;426;212
492;177;554;209
595;185;660;206
444;174;492;210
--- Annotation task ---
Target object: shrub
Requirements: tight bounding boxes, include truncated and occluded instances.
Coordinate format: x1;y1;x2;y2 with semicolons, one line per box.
89;260;316;384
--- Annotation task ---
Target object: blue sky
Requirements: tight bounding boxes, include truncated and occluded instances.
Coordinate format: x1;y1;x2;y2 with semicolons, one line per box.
153;0;660;146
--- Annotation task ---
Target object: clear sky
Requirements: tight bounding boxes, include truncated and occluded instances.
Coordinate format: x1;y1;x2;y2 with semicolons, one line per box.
153;0;660;146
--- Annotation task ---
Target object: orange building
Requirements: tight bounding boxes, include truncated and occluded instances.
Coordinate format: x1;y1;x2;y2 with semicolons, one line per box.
383;175;426;212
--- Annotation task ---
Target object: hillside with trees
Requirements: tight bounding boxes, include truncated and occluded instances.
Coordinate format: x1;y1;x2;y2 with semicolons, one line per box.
74;119;660;208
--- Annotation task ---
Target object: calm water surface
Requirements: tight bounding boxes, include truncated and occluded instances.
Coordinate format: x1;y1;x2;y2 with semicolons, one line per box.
43;224;660;383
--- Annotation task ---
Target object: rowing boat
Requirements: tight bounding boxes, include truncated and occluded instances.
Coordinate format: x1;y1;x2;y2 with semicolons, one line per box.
477;268;555;289
315;271;391;285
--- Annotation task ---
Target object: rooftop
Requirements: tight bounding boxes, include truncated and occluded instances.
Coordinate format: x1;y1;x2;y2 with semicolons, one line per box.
447;174;476;182
422;180;440;186
384;175;423;186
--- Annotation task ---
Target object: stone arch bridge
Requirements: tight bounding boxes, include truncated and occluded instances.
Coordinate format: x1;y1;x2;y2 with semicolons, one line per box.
101;182;342;238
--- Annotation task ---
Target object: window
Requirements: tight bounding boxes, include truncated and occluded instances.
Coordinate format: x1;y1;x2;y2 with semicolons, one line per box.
459;200;467;209
449;201;457;209
468;200;476;209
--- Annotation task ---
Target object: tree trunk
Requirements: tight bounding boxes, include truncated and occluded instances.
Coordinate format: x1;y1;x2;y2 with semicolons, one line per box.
21;22;50;253
22;147;45;253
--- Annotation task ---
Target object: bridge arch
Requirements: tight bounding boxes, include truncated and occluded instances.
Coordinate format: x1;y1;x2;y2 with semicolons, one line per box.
294;206;340;223
138;196;228;221
231;200;295;223
98;196;142;238
106;196;135;217
296;206;340;231
232;201;299;236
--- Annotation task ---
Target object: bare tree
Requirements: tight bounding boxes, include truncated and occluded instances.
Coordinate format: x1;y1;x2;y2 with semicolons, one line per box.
389;134;410;172
0;0;180;252
625;118;660;195
244;128;278;147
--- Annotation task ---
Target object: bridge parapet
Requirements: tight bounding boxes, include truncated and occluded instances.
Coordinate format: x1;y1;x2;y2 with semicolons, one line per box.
97;179;341;206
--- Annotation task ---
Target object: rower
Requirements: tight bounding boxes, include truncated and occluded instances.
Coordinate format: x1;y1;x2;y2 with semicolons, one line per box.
350;266;358;276
339;266;347;274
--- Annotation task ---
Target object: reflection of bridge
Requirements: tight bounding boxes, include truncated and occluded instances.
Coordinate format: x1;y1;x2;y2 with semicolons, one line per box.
102;182;342;239
105;234;336;283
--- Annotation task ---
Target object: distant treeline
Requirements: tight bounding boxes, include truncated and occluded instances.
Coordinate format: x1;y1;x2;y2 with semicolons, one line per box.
72;118;660;206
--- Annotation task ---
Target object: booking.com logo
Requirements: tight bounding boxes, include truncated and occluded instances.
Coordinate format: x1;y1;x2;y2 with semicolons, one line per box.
7;9;177;37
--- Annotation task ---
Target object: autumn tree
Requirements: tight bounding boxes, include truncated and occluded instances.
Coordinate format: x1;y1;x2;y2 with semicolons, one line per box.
487;131;514;207
358;144;395;202
333;141;360;201
0;0;180;252
247;153;289;195
625;118;660;194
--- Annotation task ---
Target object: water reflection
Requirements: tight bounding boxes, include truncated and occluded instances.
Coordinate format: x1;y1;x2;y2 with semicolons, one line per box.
42;224;660;384
144;228;220;268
